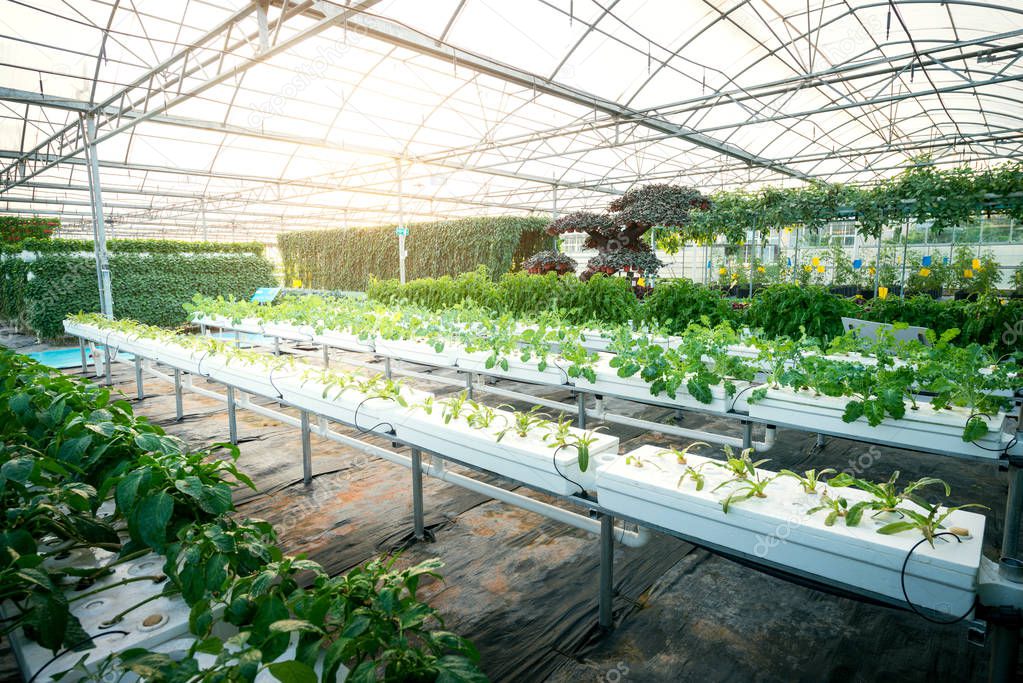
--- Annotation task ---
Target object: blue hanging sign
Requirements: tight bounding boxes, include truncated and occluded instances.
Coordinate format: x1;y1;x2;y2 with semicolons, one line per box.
786;258;792;267
395;226;409;236
922;255;932;267
706;260;712;269
852;259;862;269
251;287;281;304
943;257;949;264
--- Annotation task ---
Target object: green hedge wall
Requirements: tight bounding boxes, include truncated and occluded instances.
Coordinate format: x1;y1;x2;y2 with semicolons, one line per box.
0;238;264;255
278;216;552;290
11;254;275;339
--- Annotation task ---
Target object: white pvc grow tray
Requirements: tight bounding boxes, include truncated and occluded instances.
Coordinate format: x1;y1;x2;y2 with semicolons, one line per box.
195;313;265;336
572;354;744;413
456;349;568;385
391;407;619;495
312;327;376;353
261;321;315;342
747;387;1009;457
63;319;107;344
4;549;191;681
140;339;208;375
277;374;433;433
374;337;461;367
596;445;984;614
202;355;299;399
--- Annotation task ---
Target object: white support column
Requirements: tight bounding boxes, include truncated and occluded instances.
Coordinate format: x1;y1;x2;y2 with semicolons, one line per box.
83;114;113;318
397;158;407;284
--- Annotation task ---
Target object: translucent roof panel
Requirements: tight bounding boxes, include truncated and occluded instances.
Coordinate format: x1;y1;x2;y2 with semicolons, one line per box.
0;0;1021;241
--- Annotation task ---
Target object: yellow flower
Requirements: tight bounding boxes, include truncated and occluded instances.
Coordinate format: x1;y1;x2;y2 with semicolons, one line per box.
291;278;302;288
637;277;645;287
878;286;889;299
869;266;876;275
718;267;727;275
964;269;974;279
816;265;825;273
757;266;766;273
919;268;931;277
972;258;981;270
803;265;812;272
811;256;820;266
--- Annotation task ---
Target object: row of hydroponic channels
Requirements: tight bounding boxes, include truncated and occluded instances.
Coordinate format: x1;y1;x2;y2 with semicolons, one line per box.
180;293;1017;453
0;347;488;682
64;308;1003;620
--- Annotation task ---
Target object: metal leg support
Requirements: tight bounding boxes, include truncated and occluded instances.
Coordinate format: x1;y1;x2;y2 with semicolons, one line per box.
79;338;88;374
301;410;312;486
322;344;329;368
599;513;614;630
173;369;184;421
227;387;238;444
273;336;280;356
103;347;112;386
1002;462;1023;559
577;392;587;429
411;448;425;541
465;372;474;400
384;356;392;379
816;433;826;449
134;356;144;400
742;421;752;449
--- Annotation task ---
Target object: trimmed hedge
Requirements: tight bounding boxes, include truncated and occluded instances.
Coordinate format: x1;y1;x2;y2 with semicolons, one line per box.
278;216;552;290
0;238;264;256
368;273;1022;353
368;268;640;326
11;254;274;338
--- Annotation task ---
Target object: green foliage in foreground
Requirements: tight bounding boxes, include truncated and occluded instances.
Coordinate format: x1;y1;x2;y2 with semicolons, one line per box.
0;349;486;682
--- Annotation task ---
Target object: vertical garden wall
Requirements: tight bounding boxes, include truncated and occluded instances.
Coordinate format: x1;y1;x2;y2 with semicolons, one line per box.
277;216;552;291
0;238;274;338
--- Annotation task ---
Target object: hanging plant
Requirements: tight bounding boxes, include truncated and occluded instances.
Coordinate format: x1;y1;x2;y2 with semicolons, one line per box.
522;250;576;275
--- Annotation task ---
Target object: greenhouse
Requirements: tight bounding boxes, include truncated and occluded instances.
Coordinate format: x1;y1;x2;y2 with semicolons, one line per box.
2;0;1023;681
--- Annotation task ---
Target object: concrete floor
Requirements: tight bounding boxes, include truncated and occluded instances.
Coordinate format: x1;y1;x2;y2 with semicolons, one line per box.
1;329;1018;682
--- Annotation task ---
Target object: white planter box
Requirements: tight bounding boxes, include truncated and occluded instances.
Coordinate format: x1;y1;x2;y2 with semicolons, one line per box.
374;338;460;367
277;375;432;433
3;551;190;681
63;319;104;343
262;321;314;342
391;408;619;495
597;445;984;614
145;340;207;375
203;356;298;399
456;350;567;385
195;314;264;335
313;328;375;353
571;354;741;413
747;387;1009;457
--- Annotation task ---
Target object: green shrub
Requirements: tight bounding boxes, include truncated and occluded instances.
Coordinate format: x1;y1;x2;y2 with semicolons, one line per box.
0;216;57;243
23;254;275;338
0;237;264;256
642;278;735;333
278;216;552;290
746;284;858;341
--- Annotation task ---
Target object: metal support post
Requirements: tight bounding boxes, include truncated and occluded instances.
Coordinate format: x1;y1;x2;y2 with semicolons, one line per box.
134;356;143;400
227;386;238;444
1002;462;1023;559
411;448;425;540
465;372;474;400
987;607;1021;683
103;347;112;386
273;336;280;356
79;338;88;374
599;513;614;630
173;369;183;421
576;392;587;429
82;114;113;319
816;433;826;449
397;159;407;284
384;356;392;379
322;344;330;367
234;330;241;348
742;421;753;449
301;410;313;486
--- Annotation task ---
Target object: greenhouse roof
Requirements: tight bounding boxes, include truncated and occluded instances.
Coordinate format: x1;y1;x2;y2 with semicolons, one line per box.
1;0;1022;240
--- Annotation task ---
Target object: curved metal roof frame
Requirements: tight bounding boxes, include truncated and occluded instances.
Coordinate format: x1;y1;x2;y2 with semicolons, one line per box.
0;0;1020;242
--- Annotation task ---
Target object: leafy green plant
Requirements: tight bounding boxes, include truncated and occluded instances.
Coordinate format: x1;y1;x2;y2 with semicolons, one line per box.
829;471;951;523
657;441;710;466
496;405;549;440
712;447;775;513
806;493;854;526
779;468;837;495
877;500;988;547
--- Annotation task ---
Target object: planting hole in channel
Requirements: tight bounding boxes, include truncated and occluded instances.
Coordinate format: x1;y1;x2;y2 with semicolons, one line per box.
140;613;168;631
128;560;159;575
84;600;105;611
